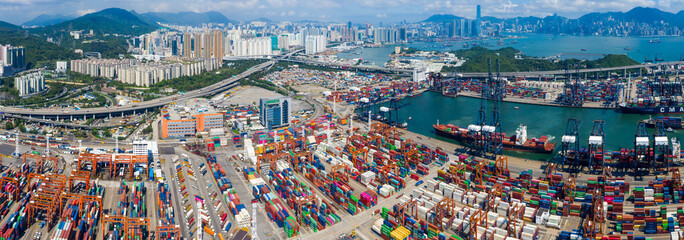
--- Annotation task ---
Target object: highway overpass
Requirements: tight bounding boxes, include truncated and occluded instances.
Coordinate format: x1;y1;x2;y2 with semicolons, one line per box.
280;59;414;75
0;57;281;120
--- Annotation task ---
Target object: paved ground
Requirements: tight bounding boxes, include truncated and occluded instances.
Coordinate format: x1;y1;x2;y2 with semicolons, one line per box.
215;86;311;113
292;84;330;95
0;143;14;156
213;144;281;240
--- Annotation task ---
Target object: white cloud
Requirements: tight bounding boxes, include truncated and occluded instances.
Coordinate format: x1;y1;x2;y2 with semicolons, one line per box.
376;13;387;18
77;9;96;16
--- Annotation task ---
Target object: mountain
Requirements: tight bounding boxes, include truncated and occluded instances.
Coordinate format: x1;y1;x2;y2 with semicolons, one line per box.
422;14;463;23
251;18;273;23
22;14;74;28
140;11;234;26
33;8;158;36
0;21;20;31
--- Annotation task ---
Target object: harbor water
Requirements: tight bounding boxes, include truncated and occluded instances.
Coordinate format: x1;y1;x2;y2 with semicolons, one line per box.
380;91;684;160
335;33;684;66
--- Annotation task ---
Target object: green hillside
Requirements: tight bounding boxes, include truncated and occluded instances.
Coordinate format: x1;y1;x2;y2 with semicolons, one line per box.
0;26;78;69
33;8;158;36
443;46;639;73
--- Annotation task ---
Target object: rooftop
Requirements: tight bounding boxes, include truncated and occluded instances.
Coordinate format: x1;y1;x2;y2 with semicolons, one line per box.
164;98;219;121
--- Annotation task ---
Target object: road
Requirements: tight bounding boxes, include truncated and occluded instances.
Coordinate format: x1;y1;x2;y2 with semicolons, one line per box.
0;50;301;119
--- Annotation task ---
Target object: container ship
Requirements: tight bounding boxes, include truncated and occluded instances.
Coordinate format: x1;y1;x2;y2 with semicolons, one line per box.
433;123;556;154
619;96;684;114
645;116;684;129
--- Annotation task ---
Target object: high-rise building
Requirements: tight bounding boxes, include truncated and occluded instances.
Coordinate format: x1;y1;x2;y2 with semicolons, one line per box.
183;33;192;58
259;97;291;130
14;71;44;96
56;61;68;73
210;30;224;59
474;5;482;37
0;45;25;70
305;35;327;55
232;37;273;57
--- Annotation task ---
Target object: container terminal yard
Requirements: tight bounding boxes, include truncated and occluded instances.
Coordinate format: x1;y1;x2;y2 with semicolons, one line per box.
1;63;684;240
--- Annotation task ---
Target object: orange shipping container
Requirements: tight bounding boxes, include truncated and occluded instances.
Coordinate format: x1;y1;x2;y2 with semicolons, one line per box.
204;226;215;236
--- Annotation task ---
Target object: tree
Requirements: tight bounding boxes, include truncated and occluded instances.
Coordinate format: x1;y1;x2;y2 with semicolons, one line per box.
103;129;112;138
4;122;13;130
17;124;26;133
142;125;153;135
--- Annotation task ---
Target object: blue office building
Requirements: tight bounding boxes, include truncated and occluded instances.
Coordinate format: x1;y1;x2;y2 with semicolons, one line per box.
259;97;291;129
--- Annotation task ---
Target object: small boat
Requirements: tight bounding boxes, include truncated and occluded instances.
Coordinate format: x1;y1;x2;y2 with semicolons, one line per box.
650;39;661;43
514;106;519;109
408;117;412;120
581;49;587;51
667;127;674;132
624;46;631;50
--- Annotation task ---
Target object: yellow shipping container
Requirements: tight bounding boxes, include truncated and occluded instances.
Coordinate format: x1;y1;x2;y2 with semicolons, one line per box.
390;226;410;240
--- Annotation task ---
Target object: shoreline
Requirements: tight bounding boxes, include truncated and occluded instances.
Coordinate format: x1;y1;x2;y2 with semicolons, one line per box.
456;91;616;110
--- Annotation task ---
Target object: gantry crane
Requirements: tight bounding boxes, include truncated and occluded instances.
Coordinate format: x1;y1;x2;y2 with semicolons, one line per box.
432;197;456;231
634;121;650;178
653;120;670;174
485;60;505;159
561;118;582;172
494;155;509;177
583;188;605;239
473;161;489;184
469;209;488;240
467;60;490;158
507;203;524;238
563;174;577;203
588;120;606;173
558;64;585;106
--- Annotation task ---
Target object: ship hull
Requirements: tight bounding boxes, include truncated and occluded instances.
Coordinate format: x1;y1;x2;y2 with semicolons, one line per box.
619;106;684;114
433;125;554;154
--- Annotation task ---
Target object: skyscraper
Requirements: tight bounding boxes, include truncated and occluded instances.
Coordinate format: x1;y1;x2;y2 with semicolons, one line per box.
474;5;482;37
183;33;192;58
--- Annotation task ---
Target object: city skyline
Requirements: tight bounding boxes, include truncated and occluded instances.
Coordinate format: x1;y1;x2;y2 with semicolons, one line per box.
2;0;684;26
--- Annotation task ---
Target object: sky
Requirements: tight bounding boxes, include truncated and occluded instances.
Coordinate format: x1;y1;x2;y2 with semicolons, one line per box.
2;0;684;25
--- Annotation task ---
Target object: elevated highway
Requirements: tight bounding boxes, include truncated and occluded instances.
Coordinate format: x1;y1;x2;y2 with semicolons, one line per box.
0;51;299;120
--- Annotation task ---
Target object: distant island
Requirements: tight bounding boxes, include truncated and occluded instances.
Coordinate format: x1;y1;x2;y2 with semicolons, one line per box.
423;7;684;37
442;46;639;73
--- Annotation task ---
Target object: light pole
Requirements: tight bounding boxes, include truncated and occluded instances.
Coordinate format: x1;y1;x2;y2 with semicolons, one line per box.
14;129;19;158
46;133;52;156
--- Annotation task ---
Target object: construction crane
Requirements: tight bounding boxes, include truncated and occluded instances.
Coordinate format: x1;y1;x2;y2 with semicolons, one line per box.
560;118;582;172
634;121;650;178
653;120;670;175
588;120;606;173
